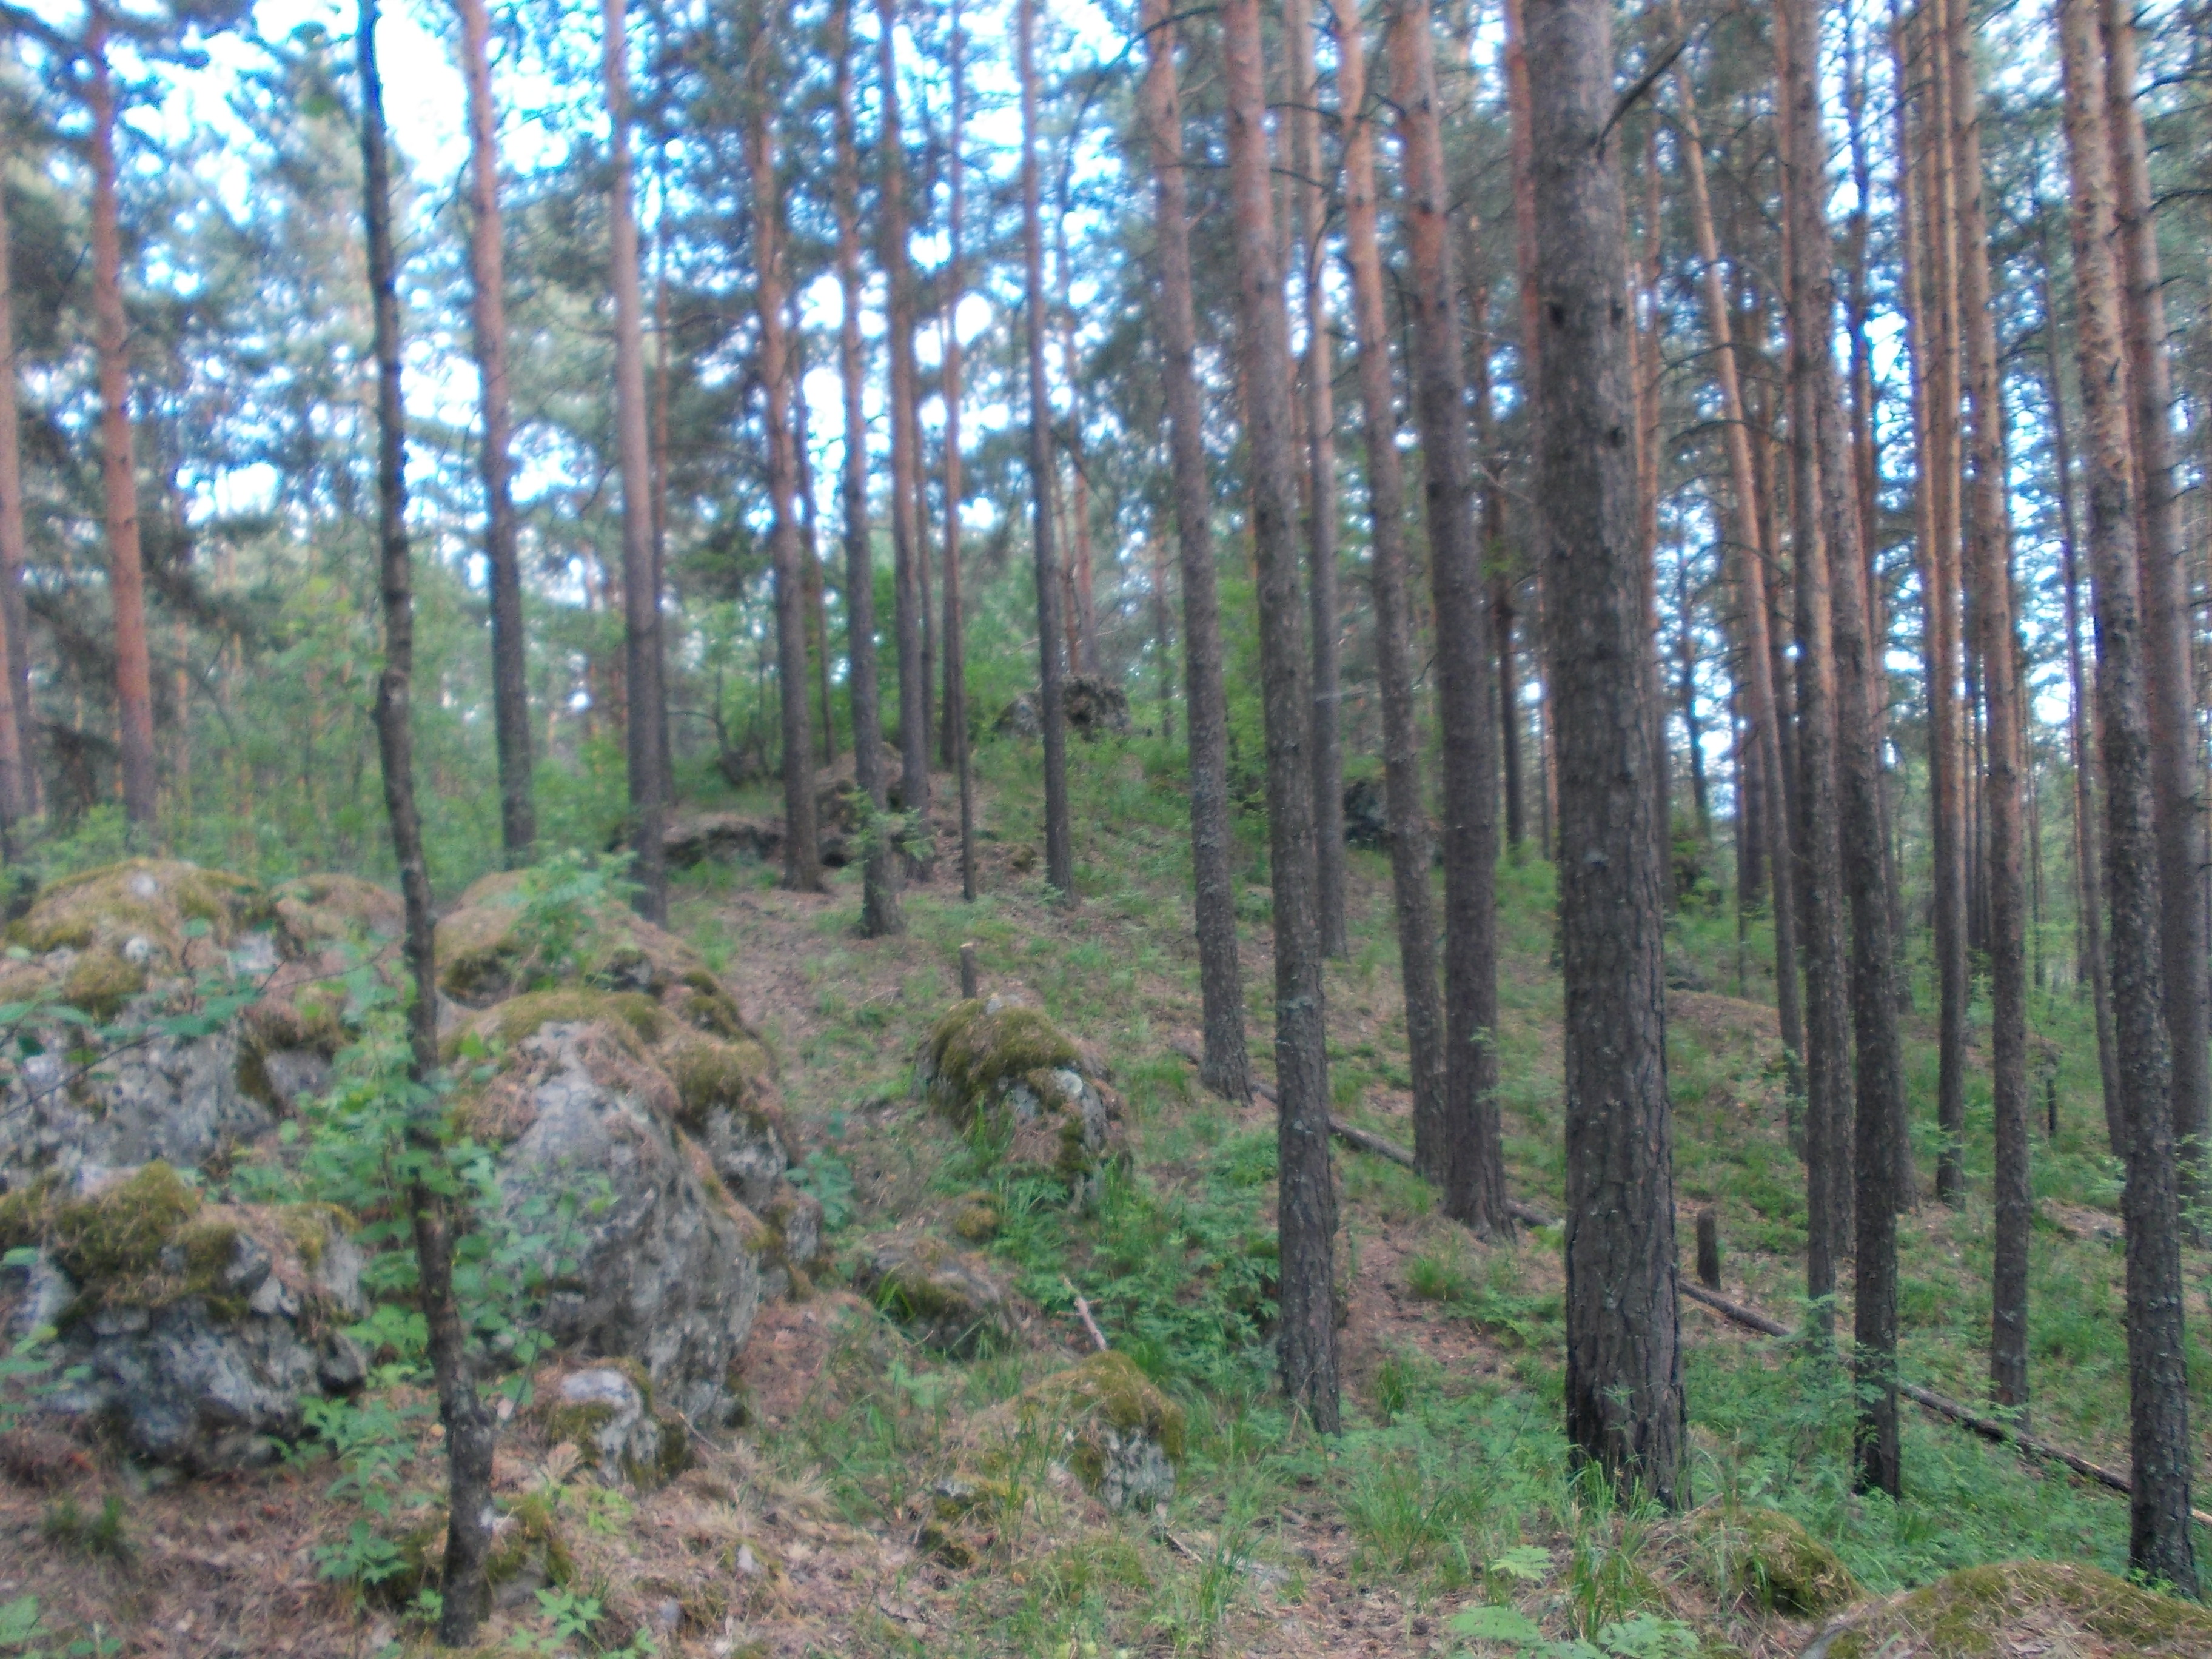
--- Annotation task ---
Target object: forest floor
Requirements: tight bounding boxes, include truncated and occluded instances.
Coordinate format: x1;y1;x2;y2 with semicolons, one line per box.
2;732;2207;1657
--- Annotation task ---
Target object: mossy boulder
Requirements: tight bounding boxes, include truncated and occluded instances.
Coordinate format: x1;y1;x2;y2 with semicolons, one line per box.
853;1228;1020;1356
1805;1561;2212;1658
0;1164;368;1470
540;1362;692;1490
1704;1507;1857;1617
916;996;1124;1201
985;1351;1183;1512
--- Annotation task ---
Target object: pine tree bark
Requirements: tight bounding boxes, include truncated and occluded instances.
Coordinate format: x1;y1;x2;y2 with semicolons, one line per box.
2101;0;2208;1207
358;5;495;1637
1020;0;1075;902
87;24;158;835
1666;21;1802;1101
1471;287;1526;859
1389;0;1505;1234
942;0;977;903
746;33;819;894
2058;0;2196;1588
1144;0;1248;1099
603;0;668;922
877;0;932;874
1287;0;1347;959
1526;0;1683;1507
0;180;30;830
1776;0;1851;1342
786;309;835;766
1943;0;2030;1418
2043;289;2123;1147
1224;0;1338;1432
833;0;902;937
1333;0;1443;1155
456;0;534;866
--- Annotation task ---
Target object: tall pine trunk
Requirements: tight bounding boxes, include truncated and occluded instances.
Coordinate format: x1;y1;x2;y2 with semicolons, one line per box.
1943;0;2029;1418
942;0;976;902
1526;0;1683;1507
1333;0;1443;1158
0;181;30;830
1390;0;1506;1234
457;0;534;866
1143;0;1248;1099
1019;0;1074;901
877;0;932;874
2058;0;2196;1589
746;28;820;893
1776;0;1851;1341
87;25;158;835
603;0;668;922
1287;0;1347;958
358;5;497;1636
833;0;902;938
2100;0;2208;1209
1223;0;1338;1432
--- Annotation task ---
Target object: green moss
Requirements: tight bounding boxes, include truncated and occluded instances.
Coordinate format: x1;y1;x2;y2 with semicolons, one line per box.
0;1175;58;1254
665;1033;774;1132
1020;1350;1186;1464
672;970;752;1039
276;1203;348;1269
49;1163;200;1289
58;949;146;1021
950;1193;1002;1242
1823;1561;2212;1658
543;1399;619;1449
922;1000;1079;1127
1714;1507;1857;1617
472;989;666;1053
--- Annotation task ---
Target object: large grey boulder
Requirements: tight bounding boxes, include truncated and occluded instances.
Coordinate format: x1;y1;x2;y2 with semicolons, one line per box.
0;1164;369;1471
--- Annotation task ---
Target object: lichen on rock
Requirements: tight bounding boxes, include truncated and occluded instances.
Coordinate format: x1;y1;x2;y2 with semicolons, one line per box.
853;1228;1020;1356
1700;1506;1857;1618
540;1361;692;1489
915;997;1124;1201
984;1350;1184;1512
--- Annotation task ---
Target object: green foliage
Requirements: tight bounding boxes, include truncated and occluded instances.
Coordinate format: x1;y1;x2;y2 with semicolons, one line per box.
39;1496;129;1562
0;1594;122;1659
1451;1606;1699;1659
785;1149;854;1233
500;851;642;991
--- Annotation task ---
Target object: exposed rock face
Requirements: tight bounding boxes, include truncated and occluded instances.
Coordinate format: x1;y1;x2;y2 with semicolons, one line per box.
852;1229;1019;1356
0;1164;368;1472
1341;777;1388;850
980;1352;1183;1512
996;680;1131;742
916;996;1124;1202
993;695;1042;739
543;1363;690;1489
0;862;404;1186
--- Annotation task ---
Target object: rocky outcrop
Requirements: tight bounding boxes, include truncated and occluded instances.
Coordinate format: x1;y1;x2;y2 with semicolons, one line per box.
852;1229;1019;1356
916;996;1124;1202
977;1351;1183;1512
994;679;1131;743
0;1164;368;1471
541;1362;691;1489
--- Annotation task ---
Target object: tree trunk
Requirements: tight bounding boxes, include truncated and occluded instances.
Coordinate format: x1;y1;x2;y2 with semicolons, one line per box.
1912;0;1970;1206
2045;285;2123;1148
1389;0;1505;1235
1526;0;1683;1508
1667;17;1802;1108
876;0;932;876
833;0;901;937
1287;0;1348;959
942;0;976;903
2058;0;2197;1589
2101;0;2208;1210
87;26;158;835
358;6;496;1638
1053;244;1100;681
788;312;836;766
603;0;668;922
1144;0;1248;1099
1943;0;2029;1420
456;0;535;866
1776;0;1850;1344
745;33;820;894
0;178;30;831
1020;0;1074;902
1333;0;1443;1161
1223;0;1338;1432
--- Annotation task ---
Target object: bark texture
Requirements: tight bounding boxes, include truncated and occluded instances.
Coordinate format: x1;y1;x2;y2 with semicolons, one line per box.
457;0;534;865
0;178;28;830
359;5;497;1637
2058;0;2197;1590
1333;0;1442;1143
943;0;977;903
1389;0;1505;1234
1143;0;1248;1101
1223;0;1338;1432
1526;0;1683;1507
